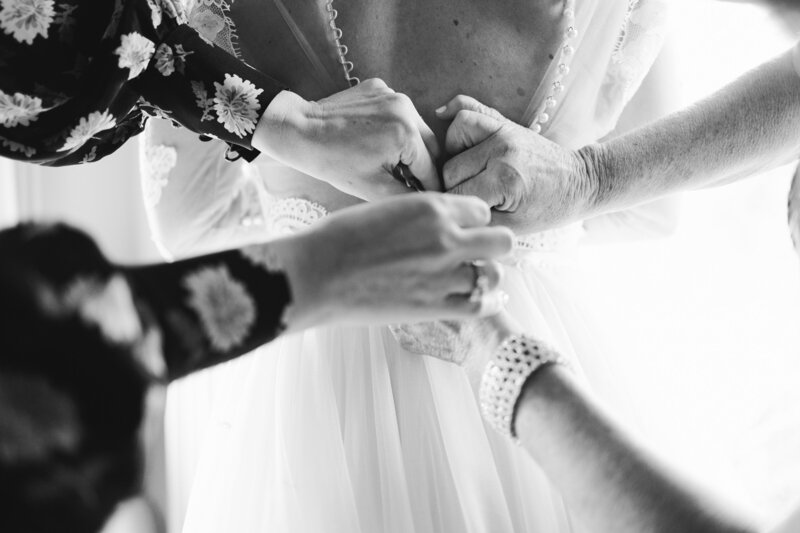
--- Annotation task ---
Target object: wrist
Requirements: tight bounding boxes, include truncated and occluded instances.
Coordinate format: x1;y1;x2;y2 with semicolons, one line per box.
252;90;315;162
575;143;610;218
265;231;335;333
458;313;521;381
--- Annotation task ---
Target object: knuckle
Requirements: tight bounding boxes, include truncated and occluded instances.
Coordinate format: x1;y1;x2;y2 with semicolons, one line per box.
456;195;490;222
416;194;447;221
394;92;413;106
485;105;503;120
497;140;518;159
454;109;472;126
431;227;458;254
453;94;472;109
497;165;523;193
485;261;504;288
364;77;388;89
385;92;410;110
442;159;457;182
429;195;452;223
496;228;515;253
474;199;492;224
386;120;413;146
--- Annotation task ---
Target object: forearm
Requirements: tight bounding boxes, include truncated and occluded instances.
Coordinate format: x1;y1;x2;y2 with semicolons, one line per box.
583;47;800;215
515;366;759;533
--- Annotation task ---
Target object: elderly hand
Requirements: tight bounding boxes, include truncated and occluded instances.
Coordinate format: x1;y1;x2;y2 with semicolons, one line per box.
274;193;514;330
436;95;596;234
255;79;441;200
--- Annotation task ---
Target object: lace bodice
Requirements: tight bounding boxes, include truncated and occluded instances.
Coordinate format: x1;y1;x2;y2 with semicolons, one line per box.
260;195;584;254
259;196;329;236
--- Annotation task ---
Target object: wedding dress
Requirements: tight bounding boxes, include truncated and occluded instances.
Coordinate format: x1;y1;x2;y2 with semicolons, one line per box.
141;1;671;532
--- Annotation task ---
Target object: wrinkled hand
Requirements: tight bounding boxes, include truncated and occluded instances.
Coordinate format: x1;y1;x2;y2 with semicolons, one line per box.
278;193;515;330
437;95;595;233
255;79;441;200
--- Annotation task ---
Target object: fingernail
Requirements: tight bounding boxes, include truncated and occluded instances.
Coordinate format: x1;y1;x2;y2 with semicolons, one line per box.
435;106;447;115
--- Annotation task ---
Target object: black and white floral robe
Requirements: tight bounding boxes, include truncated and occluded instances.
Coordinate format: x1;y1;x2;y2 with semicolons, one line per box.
0;0;285;165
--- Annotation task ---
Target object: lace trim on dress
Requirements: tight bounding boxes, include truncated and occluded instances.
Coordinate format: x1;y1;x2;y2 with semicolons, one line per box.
515;223;584;253
243;196;328;331
325;1;359;86
600;0;670;117
187;0;243;60
262;196;578;253
141;125;178;209
261;196;329;236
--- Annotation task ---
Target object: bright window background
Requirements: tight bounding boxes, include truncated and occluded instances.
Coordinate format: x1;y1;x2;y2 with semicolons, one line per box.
0;138;161;264
582;0;800;521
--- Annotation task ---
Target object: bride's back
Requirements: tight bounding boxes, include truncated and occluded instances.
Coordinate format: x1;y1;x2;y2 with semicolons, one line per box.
218;0;569;208
235;0;565;132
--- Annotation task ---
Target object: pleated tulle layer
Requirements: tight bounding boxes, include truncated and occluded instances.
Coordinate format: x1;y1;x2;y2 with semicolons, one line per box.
164;254;631;533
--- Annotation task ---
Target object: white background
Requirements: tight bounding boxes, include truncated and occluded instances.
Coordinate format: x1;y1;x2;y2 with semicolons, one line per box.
582;0;800;522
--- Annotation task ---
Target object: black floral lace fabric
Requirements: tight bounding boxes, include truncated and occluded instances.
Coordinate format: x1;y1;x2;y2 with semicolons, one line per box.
0;0;285;166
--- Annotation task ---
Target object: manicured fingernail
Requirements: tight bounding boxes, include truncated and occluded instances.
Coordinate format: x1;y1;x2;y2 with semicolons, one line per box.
435;106;447;115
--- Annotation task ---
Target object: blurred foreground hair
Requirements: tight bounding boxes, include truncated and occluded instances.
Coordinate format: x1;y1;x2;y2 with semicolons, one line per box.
0;224;149;533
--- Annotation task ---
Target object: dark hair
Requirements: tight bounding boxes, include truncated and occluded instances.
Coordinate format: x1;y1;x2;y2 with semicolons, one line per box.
0;225;149;533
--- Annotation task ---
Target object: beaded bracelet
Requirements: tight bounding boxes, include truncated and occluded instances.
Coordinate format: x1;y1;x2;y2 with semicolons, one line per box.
479;334;570;441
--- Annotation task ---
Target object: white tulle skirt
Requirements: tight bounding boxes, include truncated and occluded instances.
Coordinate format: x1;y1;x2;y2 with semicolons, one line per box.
164;249;631;533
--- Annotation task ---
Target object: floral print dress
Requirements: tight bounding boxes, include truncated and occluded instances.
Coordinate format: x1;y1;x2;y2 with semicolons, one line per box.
0;222;293;381
0;0;285;165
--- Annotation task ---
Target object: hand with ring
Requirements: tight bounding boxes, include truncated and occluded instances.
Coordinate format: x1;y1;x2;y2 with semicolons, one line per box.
277;193;513;330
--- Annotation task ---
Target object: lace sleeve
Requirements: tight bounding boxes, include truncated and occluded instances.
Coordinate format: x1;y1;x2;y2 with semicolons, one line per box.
583;34;680;242
141;117;273;260
596;0;671;131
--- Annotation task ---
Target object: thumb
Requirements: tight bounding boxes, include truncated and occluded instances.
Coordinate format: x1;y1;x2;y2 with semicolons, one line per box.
445;109;503;155
448;170;504;209
435;95;508;122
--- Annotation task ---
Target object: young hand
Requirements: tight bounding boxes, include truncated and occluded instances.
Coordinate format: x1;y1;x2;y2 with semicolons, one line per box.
273;194;514;330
